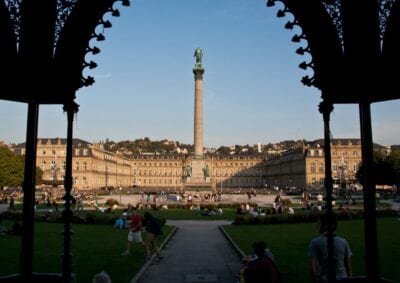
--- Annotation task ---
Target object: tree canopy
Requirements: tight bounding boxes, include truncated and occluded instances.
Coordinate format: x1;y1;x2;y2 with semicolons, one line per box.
356;149;400;186
0;145;43;187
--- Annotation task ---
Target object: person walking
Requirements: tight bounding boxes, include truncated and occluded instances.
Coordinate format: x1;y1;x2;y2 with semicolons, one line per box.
308;212;352;283
122;207;145;256
143;211;165;260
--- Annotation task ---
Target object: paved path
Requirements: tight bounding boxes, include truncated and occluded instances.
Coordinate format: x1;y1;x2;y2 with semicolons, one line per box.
133;220;243;283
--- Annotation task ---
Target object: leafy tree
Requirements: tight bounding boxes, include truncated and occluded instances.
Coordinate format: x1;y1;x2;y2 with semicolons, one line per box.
356;150;400;186
217;146;231;155
35;166;44;185
0;146;44;187
388;149;400;185
0;146;24;187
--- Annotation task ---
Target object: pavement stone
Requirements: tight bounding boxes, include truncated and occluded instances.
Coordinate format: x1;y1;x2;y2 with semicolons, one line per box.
132;220;243;283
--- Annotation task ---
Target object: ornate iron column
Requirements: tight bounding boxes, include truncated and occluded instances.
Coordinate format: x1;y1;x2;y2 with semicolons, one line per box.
20;102;39;281
62;102;79;282
267;0;400;282
319;100;335;283
0;0;130;282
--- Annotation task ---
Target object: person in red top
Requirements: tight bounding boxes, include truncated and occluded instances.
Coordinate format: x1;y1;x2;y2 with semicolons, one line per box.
122;207;145;256
242;241;281;283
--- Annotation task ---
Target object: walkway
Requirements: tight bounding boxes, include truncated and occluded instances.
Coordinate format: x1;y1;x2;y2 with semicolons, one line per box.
132;220;243;283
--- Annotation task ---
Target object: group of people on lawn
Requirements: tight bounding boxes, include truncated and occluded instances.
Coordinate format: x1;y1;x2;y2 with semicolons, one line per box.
115;205;165;261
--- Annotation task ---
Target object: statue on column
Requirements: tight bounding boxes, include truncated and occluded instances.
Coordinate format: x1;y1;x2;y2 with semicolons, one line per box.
194;47;203;68
186;165;192;177
203;164;210;178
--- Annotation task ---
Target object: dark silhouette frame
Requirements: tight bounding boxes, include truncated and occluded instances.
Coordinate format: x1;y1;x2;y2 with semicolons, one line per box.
267;1;400;282
0;1;129;282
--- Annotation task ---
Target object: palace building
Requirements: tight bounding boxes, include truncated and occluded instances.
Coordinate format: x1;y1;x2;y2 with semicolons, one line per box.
264;138;385;189
12;138;132;190
13;138;389;191
11;138;266;191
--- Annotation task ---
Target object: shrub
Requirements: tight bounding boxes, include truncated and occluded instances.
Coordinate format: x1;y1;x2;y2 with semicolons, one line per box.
105;198;119;206
281;198;292;206
231;209;396;225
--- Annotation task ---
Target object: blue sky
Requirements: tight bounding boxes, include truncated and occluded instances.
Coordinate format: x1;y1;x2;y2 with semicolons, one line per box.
1;0;399;147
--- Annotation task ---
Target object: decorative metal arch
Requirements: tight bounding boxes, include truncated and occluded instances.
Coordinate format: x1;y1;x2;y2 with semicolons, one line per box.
267;1;400;282
0;1;130;282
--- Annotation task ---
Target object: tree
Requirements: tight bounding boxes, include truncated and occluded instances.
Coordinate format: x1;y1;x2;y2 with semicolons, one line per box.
356;150;399;186
0;145;24;187
0;145;44;187
217;146;231;155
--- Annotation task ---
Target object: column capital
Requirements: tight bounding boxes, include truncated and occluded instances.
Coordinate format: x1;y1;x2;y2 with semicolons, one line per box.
193;68;204;80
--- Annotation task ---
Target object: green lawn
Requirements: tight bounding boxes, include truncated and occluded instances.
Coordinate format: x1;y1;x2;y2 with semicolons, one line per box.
0;221;173;283
223;218;400;283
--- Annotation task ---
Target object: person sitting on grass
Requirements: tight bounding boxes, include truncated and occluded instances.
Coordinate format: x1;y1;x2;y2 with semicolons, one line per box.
241;241;280;283
92;270;111;283
114;215;124;229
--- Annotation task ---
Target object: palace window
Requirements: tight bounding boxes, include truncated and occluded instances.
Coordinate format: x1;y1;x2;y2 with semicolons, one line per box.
75;162;79;171
83;162;87;171
41;160;46;170
310;162;316;173
319;163;324;173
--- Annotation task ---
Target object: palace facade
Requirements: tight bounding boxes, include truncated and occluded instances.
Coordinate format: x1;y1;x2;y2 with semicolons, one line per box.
12;138;387;191
12;138;132;190
265;138;377;189
12;138;266;191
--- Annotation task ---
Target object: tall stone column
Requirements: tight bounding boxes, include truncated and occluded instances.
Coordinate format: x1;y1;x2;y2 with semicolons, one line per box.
193;68;204;157
193;48;205;158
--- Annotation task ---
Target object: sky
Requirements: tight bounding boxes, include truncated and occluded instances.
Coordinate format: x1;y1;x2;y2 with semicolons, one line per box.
0;0;399;148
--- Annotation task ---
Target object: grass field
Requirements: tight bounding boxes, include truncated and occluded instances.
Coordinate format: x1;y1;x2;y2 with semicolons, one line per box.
0;221;173;283
223;217;400;283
